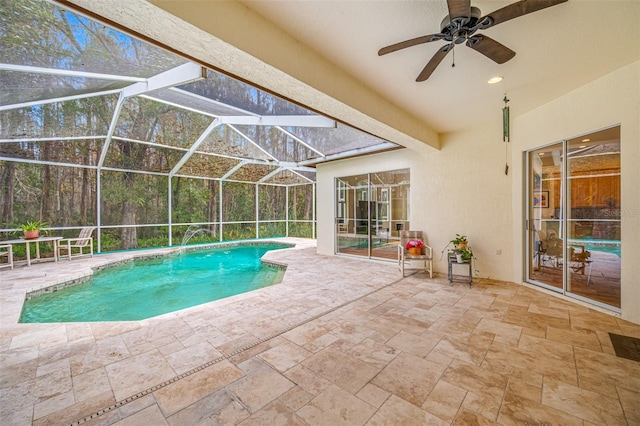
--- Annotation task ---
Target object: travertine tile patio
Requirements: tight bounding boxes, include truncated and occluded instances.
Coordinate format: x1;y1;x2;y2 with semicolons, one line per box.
1;238;639;425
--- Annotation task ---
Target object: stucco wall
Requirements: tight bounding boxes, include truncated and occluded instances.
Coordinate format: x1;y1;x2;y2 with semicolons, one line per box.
512;61;640;324
318;61;639;324
317;117;514;282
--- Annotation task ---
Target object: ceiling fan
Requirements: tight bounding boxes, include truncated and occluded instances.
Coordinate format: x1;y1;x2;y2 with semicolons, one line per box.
378;0;568;82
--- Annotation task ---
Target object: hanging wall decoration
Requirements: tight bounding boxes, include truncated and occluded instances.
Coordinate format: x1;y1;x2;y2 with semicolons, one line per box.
503;95;510;175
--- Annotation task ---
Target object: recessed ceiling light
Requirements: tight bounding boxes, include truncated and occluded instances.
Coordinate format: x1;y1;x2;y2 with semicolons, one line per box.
582;138;591;142
539;152;545;156
488;76;503;84
579;145;587;148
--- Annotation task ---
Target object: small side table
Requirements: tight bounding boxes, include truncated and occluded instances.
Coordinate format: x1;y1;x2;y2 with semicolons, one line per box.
448;254;472;287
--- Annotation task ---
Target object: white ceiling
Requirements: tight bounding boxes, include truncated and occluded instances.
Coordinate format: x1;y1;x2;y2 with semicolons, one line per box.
239;0;640;134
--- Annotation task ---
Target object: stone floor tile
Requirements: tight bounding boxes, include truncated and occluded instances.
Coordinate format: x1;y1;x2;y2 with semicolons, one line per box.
541;378;626;424
32;391;115;426
166;388;250;426
257;339;312;372
283;364;333;396
368;394;448;426
497;381;582;425
163;341;222;375
70;335;130;376
617;386;640;423
105;349;176;402
239;400;307;426
72;367;113;403
227;358;295;413
422;380;468;422
297;384;376;426
301;346;380;394
386;330;439;357
154;359;244;417
545;326;602;352
372;352;446;406
474;317;522;347
35;357;70;377
33;389;75;420
347;338;399;370
356;383;390;408
484;342;578;386
113;404;169;426
574;346;640;393
431;336;489;366
276;386;314;411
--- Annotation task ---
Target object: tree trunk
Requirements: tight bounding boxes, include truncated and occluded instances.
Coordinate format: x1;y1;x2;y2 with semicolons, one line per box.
120;171;138;249
1;163;15;226
121;200;138;249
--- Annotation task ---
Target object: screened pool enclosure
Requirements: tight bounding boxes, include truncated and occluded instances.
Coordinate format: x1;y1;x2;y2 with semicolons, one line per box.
0;0;397;255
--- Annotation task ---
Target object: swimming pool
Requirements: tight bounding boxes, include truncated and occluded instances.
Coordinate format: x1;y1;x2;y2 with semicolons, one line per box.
20;243;291;323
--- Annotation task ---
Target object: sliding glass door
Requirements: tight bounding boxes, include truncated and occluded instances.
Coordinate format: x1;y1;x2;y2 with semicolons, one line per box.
335;169;409;260
526;126;621;310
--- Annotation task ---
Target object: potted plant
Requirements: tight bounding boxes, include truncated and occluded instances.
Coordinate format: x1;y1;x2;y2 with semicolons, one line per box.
19;220;47;240
405;239;425;256
450;234;468;250
456;247;473;263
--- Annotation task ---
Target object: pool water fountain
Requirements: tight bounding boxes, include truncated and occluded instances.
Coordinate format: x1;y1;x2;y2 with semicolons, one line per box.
181;225;210;246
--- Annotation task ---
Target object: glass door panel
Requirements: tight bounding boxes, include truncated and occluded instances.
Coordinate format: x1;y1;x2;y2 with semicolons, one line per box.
336;169;410;259
566;128;621;308
370;169;410;260
336;174;370;256
528;143;564;290
526;126;621;311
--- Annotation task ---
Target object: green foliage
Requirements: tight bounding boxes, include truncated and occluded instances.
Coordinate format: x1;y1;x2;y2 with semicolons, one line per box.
19;220;47;231
450;234;467;245
259;222;286;238
288;222;314;238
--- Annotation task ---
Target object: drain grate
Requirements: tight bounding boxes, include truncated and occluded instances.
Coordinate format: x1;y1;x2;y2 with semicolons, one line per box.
609;332;640;362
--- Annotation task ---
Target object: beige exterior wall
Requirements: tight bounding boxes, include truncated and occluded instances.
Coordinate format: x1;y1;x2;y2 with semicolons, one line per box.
319;61;639;324
512;61;640;324
317;117;514;283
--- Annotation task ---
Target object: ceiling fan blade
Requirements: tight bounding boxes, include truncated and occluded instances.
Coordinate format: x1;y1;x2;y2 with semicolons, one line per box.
378;34;443;56
483;0;568;28
416;44;453;82
466;35;515;64
447;0;471;19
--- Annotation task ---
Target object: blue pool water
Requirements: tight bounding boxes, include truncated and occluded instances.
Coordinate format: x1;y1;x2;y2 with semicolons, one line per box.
20;243;290;323
571;239;621;258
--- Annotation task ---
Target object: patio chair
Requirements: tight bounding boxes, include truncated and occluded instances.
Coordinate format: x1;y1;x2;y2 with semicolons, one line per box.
0;244;13;270
397;230;433;278
57;227;96;260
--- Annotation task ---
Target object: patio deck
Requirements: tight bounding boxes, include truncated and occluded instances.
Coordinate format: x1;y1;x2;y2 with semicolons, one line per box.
0;238;638;425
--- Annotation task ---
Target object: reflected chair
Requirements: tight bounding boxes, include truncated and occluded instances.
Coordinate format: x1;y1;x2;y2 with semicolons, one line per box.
397;230;433;278
0;244;13;270
536;230;563;268
569;245;593;283
58;227;96;260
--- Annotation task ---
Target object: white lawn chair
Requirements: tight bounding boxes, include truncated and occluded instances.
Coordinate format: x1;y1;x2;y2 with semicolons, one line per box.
58;227;96;260
397;230;433;278
0;244;13;270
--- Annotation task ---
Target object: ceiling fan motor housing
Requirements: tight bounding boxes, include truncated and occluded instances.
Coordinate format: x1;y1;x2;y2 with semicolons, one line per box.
440;6;482;43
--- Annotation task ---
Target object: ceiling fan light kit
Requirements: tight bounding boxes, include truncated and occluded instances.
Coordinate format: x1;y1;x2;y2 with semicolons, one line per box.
378;0;568;82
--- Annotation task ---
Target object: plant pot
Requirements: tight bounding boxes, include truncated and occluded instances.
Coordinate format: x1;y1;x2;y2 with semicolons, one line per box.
455;242;467;250
24;230;39;240
456;253;463;263
408;247;421;256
